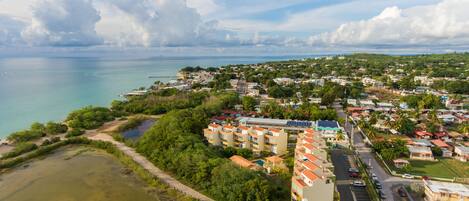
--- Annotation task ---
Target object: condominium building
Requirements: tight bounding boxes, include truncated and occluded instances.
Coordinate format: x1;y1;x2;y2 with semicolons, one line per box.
203;123;288;155
291;129;335;201
423;180;469;201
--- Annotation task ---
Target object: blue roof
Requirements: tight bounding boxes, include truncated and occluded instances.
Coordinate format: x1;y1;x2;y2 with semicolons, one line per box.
286;120;312;128
317;120;338;128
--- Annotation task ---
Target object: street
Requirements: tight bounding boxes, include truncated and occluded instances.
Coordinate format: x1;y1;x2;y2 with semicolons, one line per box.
331;149;371;201
333;103;418;201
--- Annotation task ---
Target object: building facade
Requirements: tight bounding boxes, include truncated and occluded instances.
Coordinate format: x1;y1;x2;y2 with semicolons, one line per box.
203;123;288;155
291;129;335;201
423;180;469;201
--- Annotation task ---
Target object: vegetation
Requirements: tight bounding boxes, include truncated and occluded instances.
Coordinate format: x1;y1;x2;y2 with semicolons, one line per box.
242;96;257;111
66;106;114;129
261;101;337;121
45;121;68;134
135;93;289;201
1;142;38;159
111;91;209;115
373;139;409;161
403;158;469;179
65;129;85;138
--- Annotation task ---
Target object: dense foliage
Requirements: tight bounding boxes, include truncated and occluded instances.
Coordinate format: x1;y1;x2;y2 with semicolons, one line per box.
373;139;409;161
261;101;337;121
111;92;209;115
66;106;115;129
135;93;289;201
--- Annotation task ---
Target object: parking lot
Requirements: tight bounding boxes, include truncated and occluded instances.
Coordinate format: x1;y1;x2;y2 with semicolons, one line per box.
331;149;371;201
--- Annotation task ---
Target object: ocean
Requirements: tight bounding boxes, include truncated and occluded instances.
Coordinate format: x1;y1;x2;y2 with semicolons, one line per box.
0;56;307;138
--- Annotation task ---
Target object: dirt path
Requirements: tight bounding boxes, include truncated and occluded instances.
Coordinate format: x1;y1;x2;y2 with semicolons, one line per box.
86;132;214;201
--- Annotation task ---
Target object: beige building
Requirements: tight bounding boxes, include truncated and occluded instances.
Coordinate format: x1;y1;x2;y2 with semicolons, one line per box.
408;145;435;161
291;129;335;201
423;180;469;201
203;123;288;155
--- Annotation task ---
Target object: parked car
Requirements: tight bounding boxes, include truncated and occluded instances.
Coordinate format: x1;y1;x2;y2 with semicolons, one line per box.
374;180;382;189
398;187;408;197
378;190;387;199
371;173;378;180
402;174;414;179
422;175;430;180
351;180;366;187
349;172;360;178
348;168;359;173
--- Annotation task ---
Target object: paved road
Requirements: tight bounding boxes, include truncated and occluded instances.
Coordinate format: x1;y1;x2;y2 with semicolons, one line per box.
87;132;214;201
333;103;418;201
331;149;371;201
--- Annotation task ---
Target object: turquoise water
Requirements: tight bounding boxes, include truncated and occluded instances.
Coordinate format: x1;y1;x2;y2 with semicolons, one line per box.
0;56;305;138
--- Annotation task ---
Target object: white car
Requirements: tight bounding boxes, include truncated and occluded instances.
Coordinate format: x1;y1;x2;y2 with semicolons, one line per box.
371;173;378;180
402;174;414;179
351;180;366;187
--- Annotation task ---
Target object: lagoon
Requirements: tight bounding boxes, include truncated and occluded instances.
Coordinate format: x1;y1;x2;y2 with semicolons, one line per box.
0;146;163;201
0;56;305;137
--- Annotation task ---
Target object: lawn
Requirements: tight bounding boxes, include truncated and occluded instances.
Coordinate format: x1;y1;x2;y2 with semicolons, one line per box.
406;158;469;179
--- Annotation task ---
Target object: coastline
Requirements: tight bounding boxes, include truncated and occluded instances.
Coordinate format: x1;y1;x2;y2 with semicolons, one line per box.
0;56;302;138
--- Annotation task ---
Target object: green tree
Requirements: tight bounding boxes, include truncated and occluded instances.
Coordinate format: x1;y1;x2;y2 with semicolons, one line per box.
242;96;257;111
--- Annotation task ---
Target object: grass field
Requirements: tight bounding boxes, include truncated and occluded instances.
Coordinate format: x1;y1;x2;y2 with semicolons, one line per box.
406;158;469;179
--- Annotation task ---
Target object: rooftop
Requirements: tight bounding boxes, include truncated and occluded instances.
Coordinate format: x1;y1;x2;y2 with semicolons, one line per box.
424;180;469;197
317;120;339;128
230;155;256;169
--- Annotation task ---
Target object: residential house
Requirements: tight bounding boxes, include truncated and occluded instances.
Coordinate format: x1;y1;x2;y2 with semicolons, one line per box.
423;180;469;201
264;155;288;173
415;131;433;139
454;146;469;162
393;159;410;168
408;145;434;161
431;139;452;157
315;120;349;146
230;155;262;171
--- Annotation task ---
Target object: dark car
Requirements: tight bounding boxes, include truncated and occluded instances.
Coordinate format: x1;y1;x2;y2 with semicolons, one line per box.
398;187;408;197
348;168;359;173
373;179;382;189
378;190;387;199
349;172;360;178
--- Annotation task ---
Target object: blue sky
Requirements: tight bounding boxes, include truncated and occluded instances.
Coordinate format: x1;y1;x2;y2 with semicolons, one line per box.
0;0;468;55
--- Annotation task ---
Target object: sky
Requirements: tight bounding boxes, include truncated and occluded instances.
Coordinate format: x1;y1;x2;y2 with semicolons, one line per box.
0;0;468;56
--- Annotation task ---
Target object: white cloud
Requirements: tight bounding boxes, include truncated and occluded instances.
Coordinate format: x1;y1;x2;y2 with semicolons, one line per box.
0;15;26;45
186;0;221;16
309;0;469;47
101;0;236;47
21;0;103;46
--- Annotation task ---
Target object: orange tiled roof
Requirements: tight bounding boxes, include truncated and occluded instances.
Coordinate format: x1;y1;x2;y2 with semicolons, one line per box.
209;123;220;128
302;170;319;181
430;139;449;148
254;127;266;132
303;161;319;171
304;143;316;151
304;153;319;162
224;125;235;129
292;178;306;188
265;155;283;163
269;128;281;133
238;126;249;130
230;155;255;168
303;138;314;144
305;128;314;133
